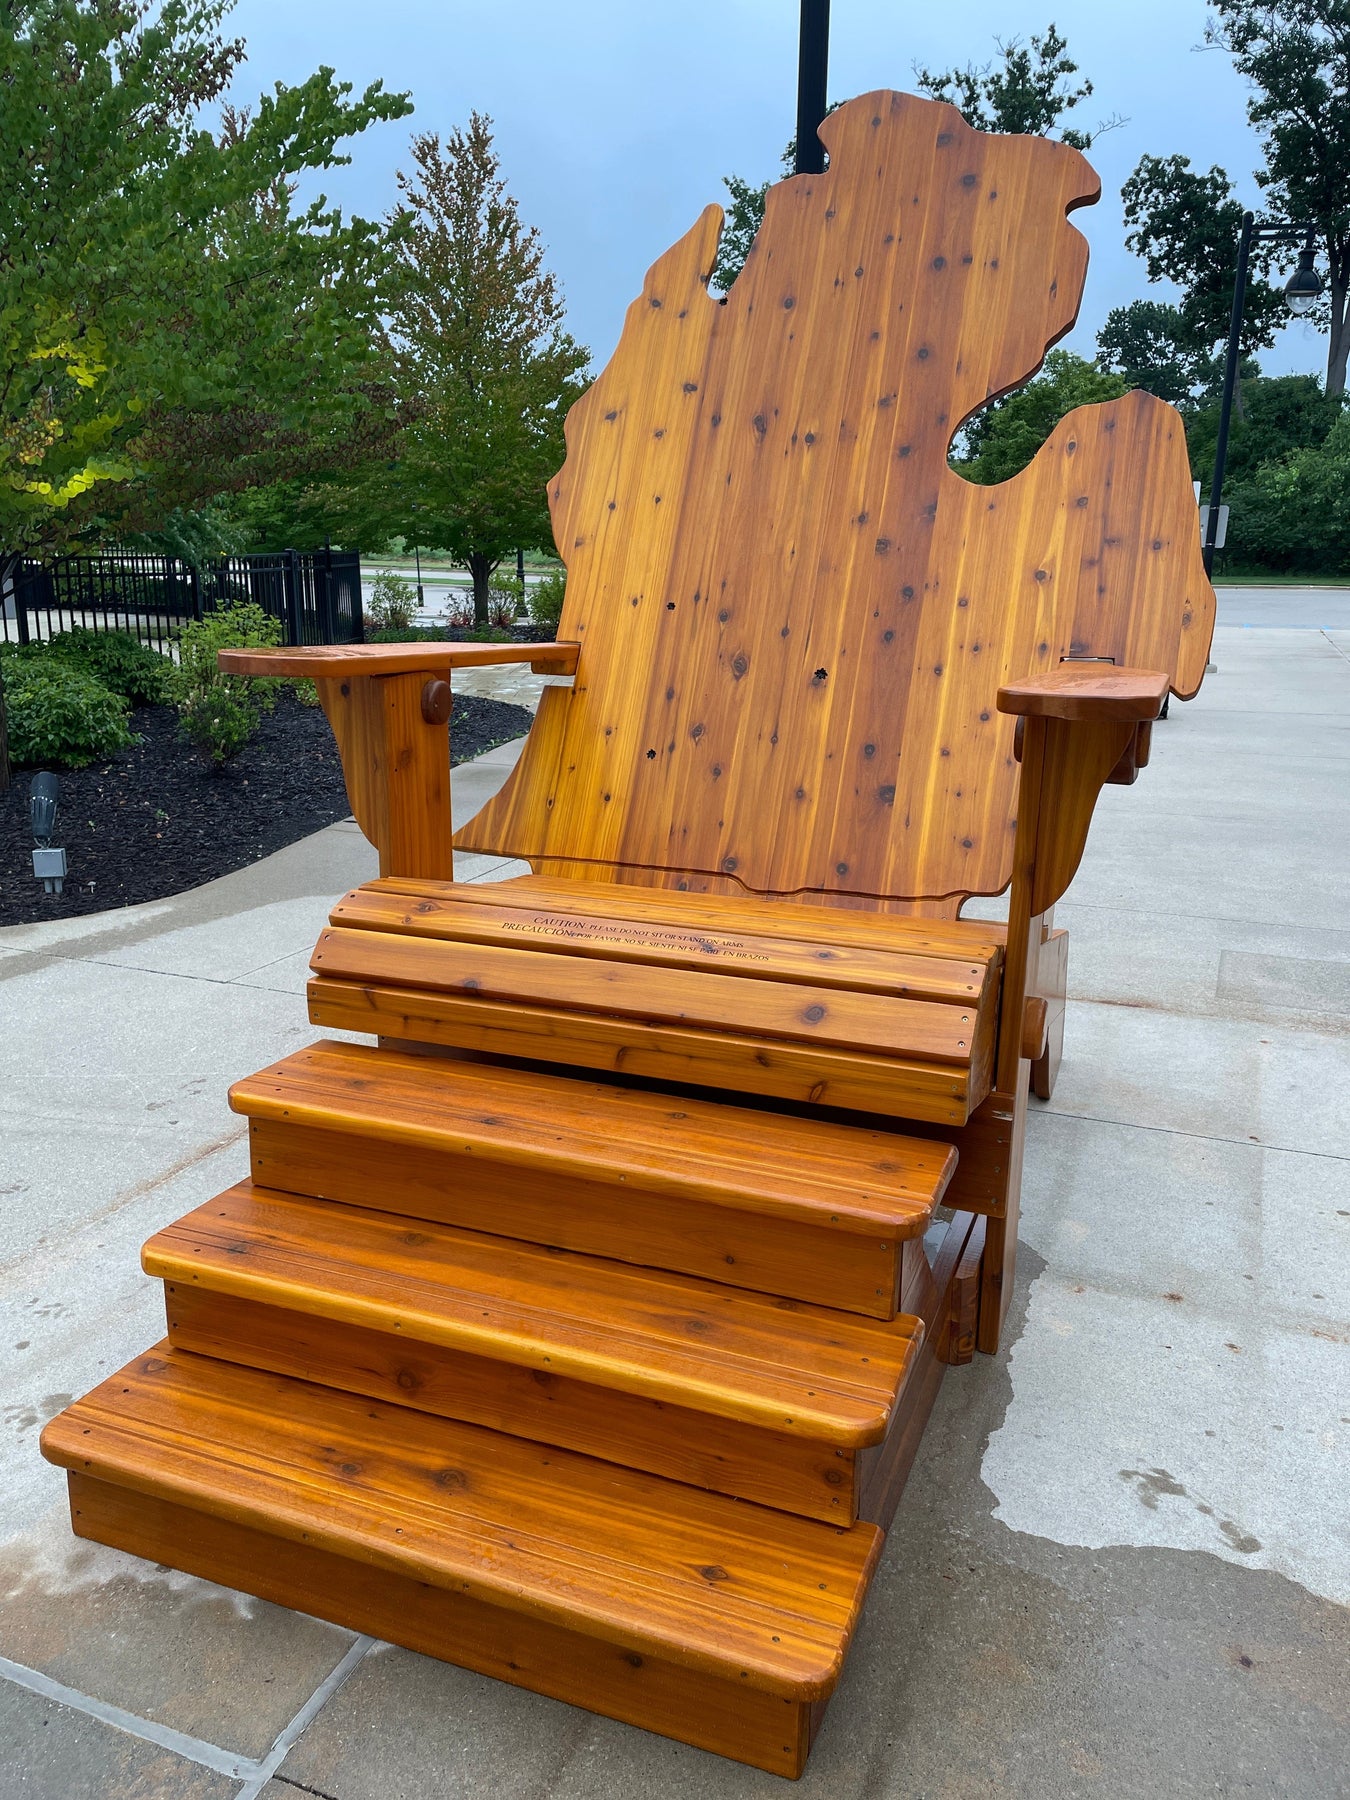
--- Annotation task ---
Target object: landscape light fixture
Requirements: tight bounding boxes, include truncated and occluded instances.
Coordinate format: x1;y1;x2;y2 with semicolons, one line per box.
1283;238;1323;316
29;770;67;894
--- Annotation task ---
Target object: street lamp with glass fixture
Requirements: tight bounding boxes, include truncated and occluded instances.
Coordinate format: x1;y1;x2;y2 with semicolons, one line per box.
1202;216;1324;575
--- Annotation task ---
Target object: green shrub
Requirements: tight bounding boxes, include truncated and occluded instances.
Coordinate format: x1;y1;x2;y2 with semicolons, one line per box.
366;569;420;634
4;661;133;769
44;628;171;705
172;599;283;764
1223;412;1350;575
363;624;447;644
527;567;566;629
487;572;525;626
175;684;260;764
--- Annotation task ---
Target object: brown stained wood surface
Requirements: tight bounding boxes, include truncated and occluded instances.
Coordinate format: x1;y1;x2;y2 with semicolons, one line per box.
855;1210;978;1528
315;672;454;881
997;664;1170;721
369;875;1008;958
42;1346;882;1701
66;1477;824;1777
218;642;579;679
145;1184;921;1445
310;926;982;1065
457;90;1214;905
1031;926;1068;1101
305;975;977;1124
332;881;999;1006
229;1041;952;1232
249;1117;910;1318
165;1286;867;1522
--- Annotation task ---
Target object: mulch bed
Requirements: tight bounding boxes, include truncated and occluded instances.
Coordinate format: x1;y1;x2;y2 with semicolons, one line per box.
0;689;534;927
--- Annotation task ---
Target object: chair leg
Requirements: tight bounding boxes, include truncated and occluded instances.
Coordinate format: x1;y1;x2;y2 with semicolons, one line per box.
1030;927;1068;1102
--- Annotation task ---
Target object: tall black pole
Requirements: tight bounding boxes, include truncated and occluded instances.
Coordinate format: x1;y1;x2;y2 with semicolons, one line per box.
1204;211;1254;576
795;0;830;175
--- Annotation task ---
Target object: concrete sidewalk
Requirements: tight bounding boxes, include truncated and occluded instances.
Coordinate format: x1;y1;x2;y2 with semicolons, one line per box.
2;623;1347;1798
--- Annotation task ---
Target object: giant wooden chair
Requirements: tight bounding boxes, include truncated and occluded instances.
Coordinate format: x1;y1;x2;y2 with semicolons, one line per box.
43;93;1214;1778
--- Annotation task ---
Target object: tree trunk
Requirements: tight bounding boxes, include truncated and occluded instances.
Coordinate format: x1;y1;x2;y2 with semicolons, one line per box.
467;553;496;629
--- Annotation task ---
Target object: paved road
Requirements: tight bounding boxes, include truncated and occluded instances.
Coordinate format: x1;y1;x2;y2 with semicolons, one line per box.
1;624;1347;1799
1215;583;1350;628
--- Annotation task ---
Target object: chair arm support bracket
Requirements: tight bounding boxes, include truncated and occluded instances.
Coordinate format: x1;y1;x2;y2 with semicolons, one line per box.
214;643;579;880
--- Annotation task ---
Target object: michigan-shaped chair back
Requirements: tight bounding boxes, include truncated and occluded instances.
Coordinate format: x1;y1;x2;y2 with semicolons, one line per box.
459;91;1214;909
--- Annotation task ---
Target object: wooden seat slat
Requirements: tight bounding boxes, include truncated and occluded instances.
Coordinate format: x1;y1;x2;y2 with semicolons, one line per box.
332;884;995;1006
374;874;1009;961
144;1184;919;1444
43;1346;882;1699
306;977;978;1123
311;925;981;1065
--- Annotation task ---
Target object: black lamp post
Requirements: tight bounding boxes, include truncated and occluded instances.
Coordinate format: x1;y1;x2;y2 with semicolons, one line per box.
1202;216;1324;575
795;0;830;176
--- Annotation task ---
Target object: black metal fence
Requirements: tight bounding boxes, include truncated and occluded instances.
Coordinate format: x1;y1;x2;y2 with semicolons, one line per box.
1;548;363;653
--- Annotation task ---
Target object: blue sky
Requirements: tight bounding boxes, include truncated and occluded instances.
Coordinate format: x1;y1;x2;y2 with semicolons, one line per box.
224;0;1329;383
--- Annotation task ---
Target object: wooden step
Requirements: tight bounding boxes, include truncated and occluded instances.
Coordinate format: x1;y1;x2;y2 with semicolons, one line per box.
146;1183;924;1521
230;1039;955;1318
309;880;1002;1126
42;1346;884;1777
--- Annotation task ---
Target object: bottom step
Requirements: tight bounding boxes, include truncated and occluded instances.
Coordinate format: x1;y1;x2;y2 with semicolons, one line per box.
41;1345;883;1777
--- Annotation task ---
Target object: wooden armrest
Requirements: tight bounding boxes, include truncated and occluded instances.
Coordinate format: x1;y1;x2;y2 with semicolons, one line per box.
222;641;577;881
997;666;1169;723
218;642;579;679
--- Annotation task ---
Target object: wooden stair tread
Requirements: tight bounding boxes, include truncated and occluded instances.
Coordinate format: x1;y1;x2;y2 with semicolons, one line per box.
229;1039;953;1238
335;881;1001;1005
145;1184;921;1445
42;1346;882;1699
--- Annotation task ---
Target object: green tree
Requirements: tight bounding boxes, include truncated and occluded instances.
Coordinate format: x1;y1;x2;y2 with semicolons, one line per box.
915;22;1118;148
1223;407;1350;571
0;0;410;564
1120;153;1288;366
1186;372;1344;487
1122;3;1350;397
955;350;1129;484
337;117;589;625
1096;299;1220;409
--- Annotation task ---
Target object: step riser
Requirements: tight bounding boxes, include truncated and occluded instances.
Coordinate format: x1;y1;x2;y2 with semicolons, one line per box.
250;1118;904;1319
165;1285;862;1523
66;1471;821;1779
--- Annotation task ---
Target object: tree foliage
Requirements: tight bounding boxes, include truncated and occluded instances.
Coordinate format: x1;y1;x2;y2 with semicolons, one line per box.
1121;153;1288;361
330;117;589;624
0;0;410;562
1223;407;1350;569
915;22;1116;149
1121;3;1350;396
955;351;1129;485
1186;372;1344;485
1095;299;1220;408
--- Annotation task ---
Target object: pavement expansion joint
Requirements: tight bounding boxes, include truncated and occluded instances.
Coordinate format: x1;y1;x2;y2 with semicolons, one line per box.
0;1635;376;1798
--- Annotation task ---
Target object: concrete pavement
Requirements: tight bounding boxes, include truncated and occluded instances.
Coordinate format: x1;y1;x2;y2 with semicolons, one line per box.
1;608;1347;1797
